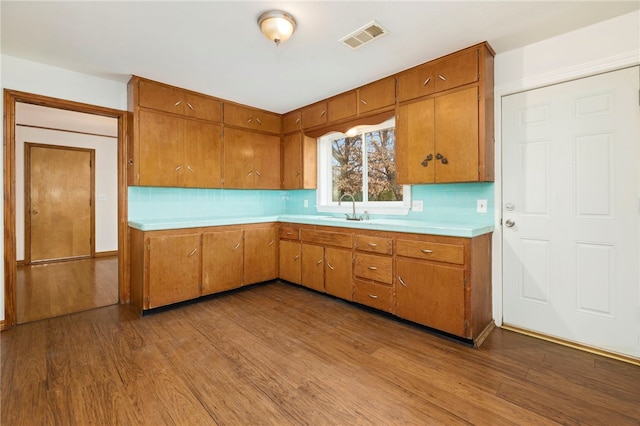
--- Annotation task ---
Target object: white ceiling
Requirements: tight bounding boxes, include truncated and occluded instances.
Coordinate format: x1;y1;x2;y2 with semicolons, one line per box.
2;1;638;113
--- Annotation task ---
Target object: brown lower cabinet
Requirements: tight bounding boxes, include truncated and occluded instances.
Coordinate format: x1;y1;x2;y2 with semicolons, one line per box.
129;223;277;312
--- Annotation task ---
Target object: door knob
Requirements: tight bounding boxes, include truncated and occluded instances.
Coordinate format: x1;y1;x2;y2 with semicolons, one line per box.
505;219;515;228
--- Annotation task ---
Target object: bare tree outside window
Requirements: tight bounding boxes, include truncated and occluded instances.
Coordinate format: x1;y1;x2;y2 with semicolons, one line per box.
330;126;402;203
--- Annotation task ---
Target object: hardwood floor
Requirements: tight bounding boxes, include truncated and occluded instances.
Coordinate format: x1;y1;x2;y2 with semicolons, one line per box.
2;282;638;425
16;256;118;324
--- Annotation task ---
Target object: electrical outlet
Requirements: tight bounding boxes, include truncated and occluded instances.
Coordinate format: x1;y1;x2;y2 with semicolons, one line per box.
303;199;309;208
477;199;487;213
98;194;108;201
412;200;423;212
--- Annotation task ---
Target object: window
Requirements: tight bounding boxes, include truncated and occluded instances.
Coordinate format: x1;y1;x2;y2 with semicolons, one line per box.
317;118;410;215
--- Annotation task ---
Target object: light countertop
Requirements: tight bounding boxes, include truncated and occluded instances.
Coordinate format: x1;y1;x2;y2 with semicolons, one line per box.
129;214;494;238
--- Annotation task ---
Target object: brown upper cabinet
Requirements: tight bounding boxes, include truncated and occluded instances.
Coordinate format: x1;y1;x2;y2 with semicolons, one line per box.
357;76;396;115
282;110;302;134
301;101;328;129
137;78;222;122
328;91;357;123
281;132;317;190
223;103;281;135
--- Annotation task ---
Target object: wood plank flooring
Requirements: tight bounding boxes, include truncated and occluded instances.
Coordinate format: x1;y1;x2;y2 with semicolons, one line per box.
2;281;639;425
16;256;118;324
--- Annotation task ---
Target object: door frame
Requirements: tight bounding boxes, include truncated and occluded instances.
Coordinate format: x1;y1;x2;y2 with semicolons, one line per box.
3;90;129;329
25;143;96;265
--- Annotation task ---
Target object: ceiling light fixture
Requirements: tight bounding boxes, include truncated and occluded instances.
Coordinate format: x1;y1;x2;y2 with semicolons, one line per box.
258;10;296;46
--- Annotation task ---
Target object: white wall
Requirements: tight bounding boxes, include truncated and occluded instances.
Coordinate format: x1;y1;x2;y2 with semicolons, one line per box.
1;55;128;321
491;10;640;325
15;103;119;260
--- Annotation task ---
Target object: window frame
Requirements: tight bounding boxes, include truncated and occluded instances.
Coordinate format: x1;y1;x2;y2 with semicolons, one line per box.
316;117;411;215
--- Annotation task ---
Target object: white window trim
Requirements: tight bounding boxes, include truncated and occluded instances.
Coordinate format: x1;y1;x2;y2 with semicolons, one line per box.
315;118;411;216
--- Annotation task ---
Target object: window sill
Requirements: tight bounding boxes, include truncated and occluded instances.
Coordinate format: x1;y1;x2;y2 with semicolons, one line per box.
316;204;411;216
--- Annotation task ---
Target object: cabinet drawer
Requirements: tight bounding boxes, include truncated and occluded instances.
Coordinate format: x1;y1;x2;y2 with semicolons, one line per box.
301;229;353;249
355;235;393;255
279;226;300;240
354;253;392;284
396;239;464;264
353;279;393;313
224;103;281;134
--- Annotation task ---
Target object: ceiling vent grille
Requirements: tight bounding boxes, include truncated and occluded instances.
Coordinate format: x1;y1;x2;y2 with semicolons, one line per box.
339;21;388;50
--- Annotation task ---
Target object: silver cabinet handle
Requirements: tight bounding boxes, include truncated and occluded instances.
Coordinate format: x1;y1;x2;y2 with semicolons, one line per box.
232;243;240;251
186;164;194;173
327;262;334;270
187;103;194;110
423;77;431;86
320;110;326;117
398;276;407;287
188;248;198;257
174;100;182;106
438;74;446;81
296;170;301;176
286;231;293;235
420;249;433;254
360;99;368;105
247;171;253;176
295;118;300;124
268;240;275;246
255;117;261;125
316;259;323;265
505;219;516;228
174;165;182;172
368;294;378;299
368;243;377;247
247;117;253;123
294;255;300;260
367;266;378;270
255;171;262;177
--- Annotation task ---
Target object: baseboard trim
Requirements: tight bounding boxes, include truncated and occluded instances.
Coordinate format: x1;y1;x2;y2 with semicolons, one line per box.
95;251;118;258
501;324;639;366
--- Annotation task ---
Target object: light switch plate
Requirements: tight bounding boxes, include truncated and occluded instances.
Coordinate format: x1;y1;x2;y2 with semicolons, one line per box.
477;199;487;213
412;200;423;212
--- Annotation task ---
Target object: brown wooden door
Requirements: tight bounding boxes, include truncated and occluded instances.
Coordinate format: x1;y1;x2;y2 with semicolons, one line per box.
148;234;201;308
278;240;301;284
183;120;222;188
253;133;281;189
434;87;479;182
223;127;254;188
244;226;277;285
396;258;465;337
26;144;94;263
324;247;353;301
301;244;325;292
282;133;302;189
138;110;183;186
396;98;435;184
202;230;243;295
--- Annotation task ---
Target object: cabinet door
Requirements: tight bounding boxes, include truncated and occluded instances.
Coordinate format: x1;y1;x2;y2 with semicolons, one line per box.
397;62;435;102
148;234;201;308
184;92;221;122
434;48;478;92
396;258;465;337
223;127;254;188
183;120;222;188
244;226;277;285
279;240;301;284
358;77;396;114
301;244;325;292
325;247;353;301
395;99;435;184
138;110;183;186
328;91;357;122
282;133;302;189
434;87;478;182
224;103;280;134
301;102;327;129
137;79;183;115
252;133;281;189
202;230;243;295
282;111;301;134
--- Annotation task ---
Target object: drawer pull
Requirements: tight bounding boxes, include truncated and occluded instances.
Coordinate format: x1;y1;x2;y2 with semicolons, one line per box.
316;259;323;265
438;74;446;81
188;248;198;257
255;117;262;125
360;99;368;105
186;164;194;173
423;77;431;86
232;243;240;251
294;255;300;260
286;232;293;235
255;170;262;177
420;249;433;254
174;100;182;107
174;165;182;172
398;276;407;287
367;266;378;270
187;102;194;110
368;294;378;299
327;262;334;270
268;240;275;246
367;243;378;247
296;118;300;124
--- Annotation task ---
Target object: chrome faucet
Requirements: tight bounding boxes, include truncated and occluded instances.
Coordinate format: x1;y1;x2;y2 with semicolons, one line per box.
338;193;360;221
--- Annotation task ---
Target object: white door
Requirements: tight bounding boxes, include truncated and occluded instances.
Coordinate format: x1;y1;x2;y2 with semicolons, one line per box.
502;67;640;359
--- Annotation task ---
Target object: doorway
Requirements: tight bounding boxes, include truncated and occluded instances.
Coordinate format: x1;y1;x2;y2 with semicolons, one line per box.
501;67;640;359
25;143;95;264
3;90;129;329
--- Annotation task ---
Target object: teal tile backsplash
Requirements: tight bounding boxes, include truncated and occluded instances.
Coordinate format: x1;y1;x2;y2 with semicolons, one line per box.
129;183;494;223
